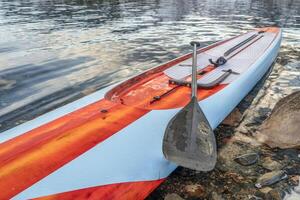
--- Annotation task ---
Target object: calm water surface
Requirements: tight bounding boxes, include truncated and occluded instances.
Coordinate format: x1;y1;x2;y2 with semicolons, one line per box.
0;0;299;130
0;0;300;199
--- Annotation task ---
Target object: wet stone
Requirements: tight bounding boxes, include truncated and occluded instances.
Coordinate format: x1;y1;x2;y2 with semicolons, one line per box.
210;191;224;200
266;189;283;200
262;157;282;171
249;196;263;200
164;193;184;200
289;175;300;186
234;152;259;166
259;187;273;194
256;91;300;149
225;172;245;183
184;184;205;198
255;170;288;188
285;166;300;176
222;108;243;126
277;149;300;162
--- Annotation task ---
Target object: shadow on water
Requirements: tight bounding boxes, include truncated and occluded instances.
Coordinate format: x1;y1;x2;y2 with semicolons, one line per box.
0;71;116;131
0;56;94;109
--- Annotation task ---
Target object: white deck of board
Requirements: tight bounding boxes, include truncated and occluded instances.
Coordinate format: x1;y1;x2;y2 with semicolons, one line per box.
164;31;276;85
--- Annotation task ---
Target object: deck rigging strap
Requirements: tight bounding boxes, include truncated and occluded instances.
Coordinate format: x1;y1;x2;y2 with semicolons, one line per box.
168;69;240;89
209;30;265;67
224;34;259;57
150;31;265;104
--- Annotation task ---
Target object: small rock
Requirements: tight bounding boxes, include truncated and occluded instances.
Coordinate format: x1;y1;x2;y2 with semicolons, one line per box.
218;142;260;176
164;193;184;200
184;184;205;198
267;189;282;200
232;133;261;147
294;178;300;193
211;191;224;200
262;157;282;170
234;153;259;166
255;170;288;188
277;149;300;162
256;91;300;149
290;175;300;185
225;172;245;183
259;187;273;194
249;195;263;200
285;166;300;175
222;108;243;126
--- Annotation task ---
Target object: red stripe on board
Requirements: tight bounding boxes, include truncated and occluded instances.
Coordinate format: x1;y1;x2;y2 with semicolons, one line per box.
34;179;165;200
0;99;149;199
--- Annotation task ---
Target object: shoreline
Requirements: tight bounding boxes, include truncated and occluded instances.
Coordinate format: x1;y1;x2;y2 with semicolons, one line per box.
149;48;300;200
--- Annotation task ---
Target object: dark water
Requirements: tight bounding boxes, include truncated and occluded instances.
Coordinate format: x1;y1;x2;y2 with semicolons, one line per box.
0;0;299;131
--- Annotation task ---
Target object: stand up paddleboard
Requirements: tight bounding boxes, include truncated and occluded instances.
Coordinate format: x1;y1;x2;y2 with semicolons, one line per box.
0;27;281;200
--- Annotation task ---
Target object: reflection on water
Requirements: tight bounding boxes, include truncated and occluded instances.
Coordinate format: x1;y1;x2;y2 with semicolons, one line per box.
0;0;299;131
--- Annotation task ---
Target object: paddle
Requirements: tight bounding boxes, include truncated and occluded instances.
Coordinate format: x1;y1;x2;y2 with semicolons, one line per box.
162;41;217;171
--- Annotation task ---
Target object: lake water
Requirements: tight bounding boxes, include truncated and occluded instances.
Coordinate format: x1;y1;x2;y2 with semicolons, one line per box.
0;0;299;131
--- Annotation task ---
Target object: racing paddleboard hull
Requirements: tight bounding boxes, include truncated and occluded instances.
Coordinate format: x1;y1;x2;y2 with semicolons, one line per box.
0;27;281;200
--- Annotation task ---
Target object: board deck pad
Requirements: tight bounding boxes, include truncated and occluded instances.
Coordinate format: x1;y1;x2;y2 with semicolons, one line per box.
164;31;276;83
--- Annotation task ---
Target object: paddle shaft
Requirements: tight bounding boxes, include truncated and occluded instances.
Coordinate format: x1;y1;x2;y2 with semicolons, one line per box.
191;43;198;98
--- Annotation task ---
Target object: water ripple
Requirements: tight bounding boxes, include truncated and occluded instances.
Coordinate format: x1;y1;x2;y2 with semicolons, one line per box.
0;0;299;132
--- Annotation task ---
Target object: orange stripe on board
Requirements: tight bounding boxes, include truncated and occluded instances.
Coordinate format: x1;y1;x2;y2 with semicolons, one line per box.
0;71;227;200
0;100;149;199
34;179;165;200
0;99;115;165
107;65;227;110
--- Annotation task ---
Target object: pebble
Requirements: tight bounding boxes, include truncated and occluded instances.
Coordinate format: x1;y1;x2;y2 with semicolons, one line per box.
285;166;300;175
234;152;259;166
184;184;205;198
164;193;184;200
222;108;242;126
262;157;282;171
259;187;273;194
290;175;300;185
211;191;224;200
225;172;244;183
267;189;282;200
255;170;288;188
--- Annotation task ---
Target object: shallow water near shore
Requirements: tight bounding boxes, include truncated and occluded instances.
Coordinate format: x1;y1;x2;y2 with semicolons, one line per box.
0;0;299;199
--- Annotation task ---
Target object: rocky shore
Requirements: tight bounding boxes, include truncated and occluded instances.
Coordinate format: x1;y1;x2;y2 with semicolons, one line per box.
148;47;300;200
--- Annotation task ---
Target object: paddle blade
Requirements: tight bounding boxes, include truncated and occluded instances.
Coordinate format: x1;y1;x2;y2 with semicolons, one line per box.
163;97;217;171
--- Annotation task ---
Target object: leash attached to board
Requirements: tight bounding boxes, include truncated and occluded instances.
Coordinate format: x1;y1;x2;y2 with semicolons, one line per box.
162;41;217;171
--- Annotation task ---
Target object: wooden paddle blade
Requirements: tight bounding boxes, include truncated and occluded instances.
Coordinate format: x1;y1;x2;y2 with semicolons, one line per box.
163;97;217;171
